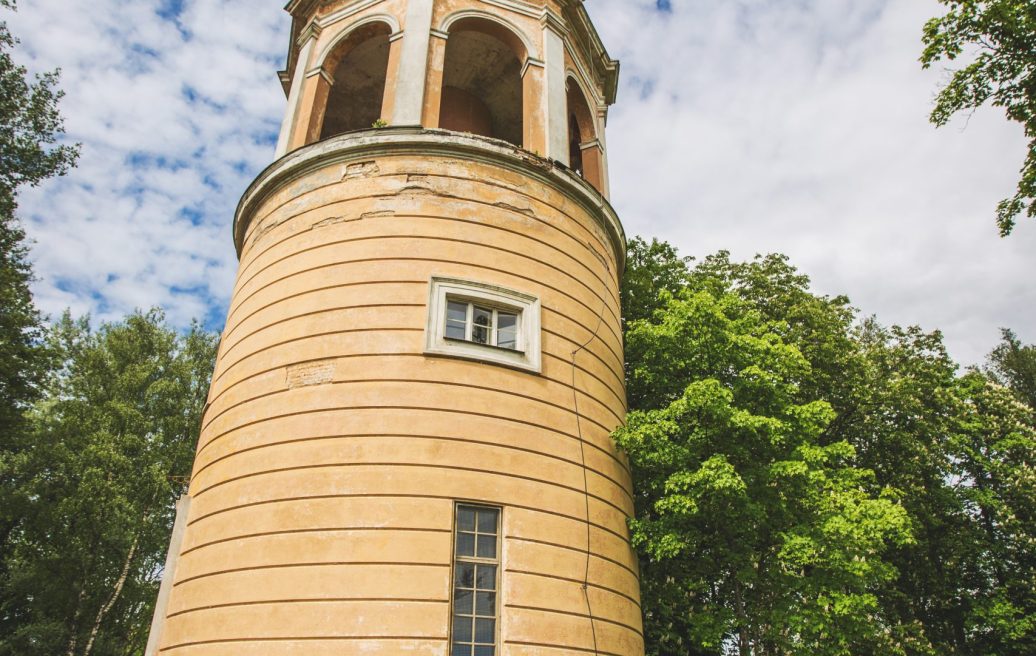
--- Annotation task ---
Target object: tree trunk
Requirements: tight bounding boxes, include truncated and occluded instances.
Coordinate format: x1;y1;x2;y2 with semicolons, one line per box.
65;587;87;656
82;534;139;656
734;578;752;656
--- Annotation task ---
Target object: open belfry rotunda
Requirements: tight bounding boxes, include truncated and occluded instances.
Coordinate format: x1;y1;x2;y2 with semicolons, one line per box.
145;0;642;654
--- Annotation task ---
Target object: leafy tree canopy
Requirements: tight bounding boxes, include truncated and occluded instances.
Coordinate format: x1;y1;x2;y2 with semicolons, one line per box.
620;239;1036;656
921;0;1036;235
0;311;217;656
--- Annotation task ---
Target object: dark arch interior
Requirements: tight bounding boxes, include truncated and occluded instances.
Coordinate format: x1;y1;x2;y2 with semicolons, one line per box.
320;26;391;139
440;30;523;147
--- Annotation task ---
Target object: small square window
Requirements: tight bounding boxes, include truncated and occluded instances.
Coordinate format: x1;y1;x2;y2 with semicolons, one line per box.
426;278;541;373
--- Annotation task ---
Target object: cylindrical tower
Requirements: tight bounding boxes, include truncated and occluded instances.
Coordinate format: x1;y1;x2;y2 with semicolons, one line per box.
148;1;640;655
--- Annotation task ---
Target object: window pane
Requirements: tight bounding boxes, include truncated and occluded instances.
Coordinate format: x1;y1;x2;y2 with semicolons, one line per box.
452;644;472;656
474;646;495;656
476;535;496;559
475;591;496;617
472;307;492;344
446;321;467;340
447;301;468;322
475;565;496;590
497;313;517;349
474;618;495;644
474;307;492;326
455;564;475;589
453;615;473;642
457;508;476;532
456;532;475;557
446;301;468;340
477;510;498;534
454;589;473;615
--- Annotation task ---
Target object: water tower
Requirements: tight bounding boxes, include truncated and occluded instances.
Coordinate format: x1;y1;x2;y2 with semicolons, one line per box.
147;1;641;654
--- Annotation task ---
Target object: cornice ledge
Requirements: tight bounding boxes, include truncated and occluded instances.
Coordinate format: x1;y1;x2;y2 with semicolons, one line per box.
233;128;626;270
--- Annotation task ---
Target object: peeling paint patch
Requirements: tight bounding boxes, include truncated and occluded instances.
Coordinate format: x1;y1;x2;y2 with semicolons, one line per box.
493;201;535;218
343;161;379;178
311;215;361;229
286;360;336;388
361;210;396;219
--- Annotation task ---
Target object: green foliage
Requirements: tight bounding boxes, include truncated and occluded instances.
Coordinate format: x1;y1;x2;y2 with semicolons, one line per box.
985;328;1036;413
619;265;912;656
621;236;693;326
0;0;78;449
0;0;80;629
0;311;217;656
621;239;1036;655
921;0;1036;235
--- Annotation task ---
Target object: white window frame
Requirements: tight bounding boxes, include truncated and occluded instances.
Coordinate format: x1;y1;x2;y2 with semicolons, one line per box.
425;277;542;373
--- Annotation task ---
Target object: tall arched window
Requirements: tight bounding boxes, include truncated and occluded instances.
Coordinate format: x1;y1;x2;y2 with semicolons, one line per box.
319;22;392;140
566;78;604;193
440;18;526;147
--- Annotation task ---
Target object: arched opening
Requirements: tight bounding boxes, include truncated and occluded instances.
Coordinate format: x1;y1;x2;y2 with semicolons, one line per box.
440;18;526;147
319;22;392;140
566;79;604;193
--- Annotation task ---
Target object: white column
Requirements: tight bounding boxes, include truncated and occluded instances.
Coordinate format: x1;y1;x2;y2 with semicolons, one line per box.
542;12;569;164
596;108;611;198
275;27;320;159
143;495;192;656
392;0;434;125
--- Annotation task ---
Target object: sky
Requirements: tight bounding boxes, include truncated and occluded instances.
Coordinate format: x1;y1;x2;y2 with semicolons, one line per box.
6;0;1034;366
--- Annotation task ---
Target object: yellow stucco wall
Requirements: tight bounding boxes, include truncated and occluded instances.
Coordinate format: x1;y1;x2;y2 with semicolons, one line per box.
153;129;642;655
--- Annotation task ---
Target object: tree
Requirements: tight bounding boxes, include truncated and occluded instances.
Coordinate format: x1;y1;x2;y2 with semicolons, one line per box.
0;0;79;631
621;236;693;325
951;372;1036;655
0;311;217;656
620;240;1036;655
921;0;1036;235
618;274;912;655
0;0;78;454
985;328;1036;412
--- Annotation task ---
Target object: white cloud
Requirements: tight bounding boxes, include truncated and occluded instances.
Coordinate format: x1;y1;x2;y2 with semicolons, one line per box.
7;0;1034;365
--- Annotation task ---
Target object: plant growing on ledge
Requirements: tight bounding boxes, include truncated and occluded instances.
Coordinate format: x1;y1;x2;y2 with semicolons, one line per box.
371;119;388;128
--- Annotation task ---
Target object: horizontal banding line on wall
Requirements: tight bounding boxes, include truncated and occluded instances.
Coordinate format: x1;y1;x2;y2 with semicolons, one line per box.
208;327;420;393
180;526;451;558
204;351;625;436
206;349;626;427
211;315;624;403
216;275;621;379
217;302;425;362
237;166;616;283
223;253;624;361
172;561;449;589
543;352;626;411
186;493;634;548
506;568;642;610
224;236;620;356
213;284;623;393
159;635;449;653
504;535;639;580
212;302;621;393
165;597;449;620
194;402;630;480
220;279;425;347
231;221;620;334
505;603;644;638
505;639;625;656
187;461;631;522
234;209;619;319
198;378;623;453
189;433;633;504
